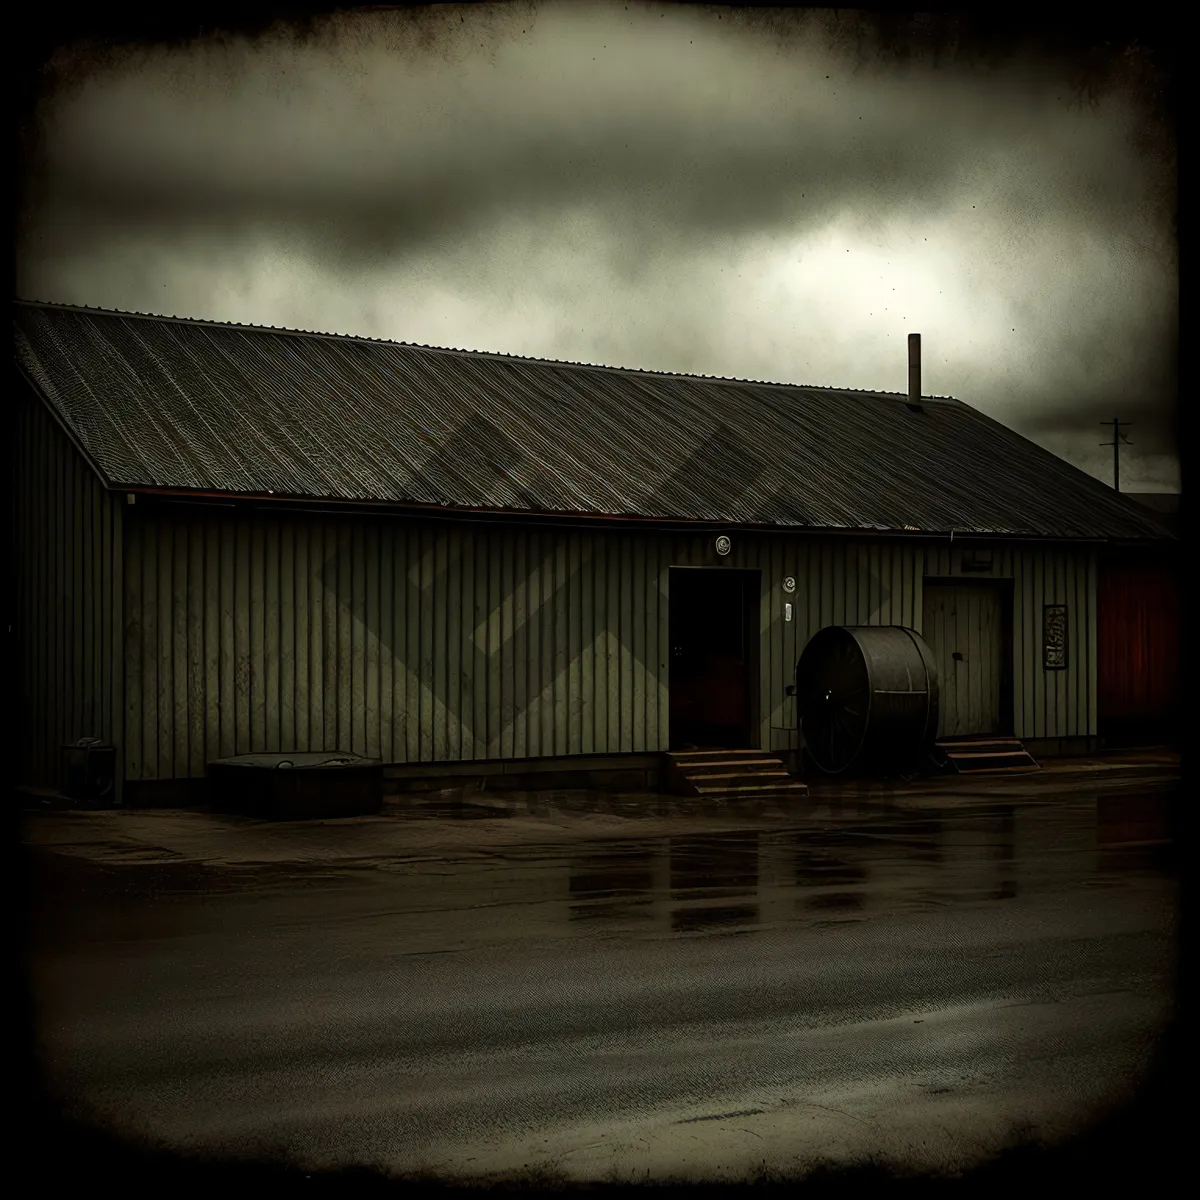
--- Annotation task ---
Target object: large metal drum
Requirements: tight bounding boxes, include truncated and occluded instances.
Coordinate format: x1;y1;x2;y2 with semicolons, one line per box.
796;625;939;775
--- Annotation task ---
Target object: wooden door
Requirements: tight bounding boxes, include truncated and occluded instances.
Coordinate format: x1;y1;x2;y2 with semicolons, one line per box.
922;583;1005;737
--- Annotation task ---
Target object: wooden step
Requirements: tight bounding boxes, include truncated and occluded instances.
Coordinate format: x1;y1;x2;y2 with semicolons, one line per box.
665;748;808;803
932;736;1040;775
955;765;1042;775
668;751;778;763
938;736;1024;745
694;781;807;795
669;757;782;769
686;770;791;781
943;750;1031;760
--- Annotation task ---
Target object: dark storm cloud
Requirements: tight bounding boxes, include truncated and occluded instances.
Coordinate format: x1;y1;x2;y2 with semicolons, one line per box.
17;2;1177;488
23;5;1170;267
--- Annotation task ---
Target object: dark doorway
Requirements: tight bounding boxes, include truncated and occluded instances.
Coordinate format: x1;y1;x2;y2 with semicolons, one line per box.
669;568;760;750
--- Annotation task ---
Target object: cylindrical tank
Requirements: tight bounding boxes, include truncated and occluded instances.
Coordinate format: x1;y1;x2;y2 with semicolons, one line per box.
796;625;939;775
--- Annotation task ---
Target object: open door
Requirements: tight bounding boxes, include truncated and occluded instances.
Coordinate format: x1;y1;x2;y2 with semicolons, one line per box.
669;568;760;749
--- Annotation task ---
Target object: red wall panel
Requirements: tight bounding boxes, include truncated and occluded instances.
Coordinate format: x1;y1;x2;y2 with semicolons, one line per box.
1098;560;1180;723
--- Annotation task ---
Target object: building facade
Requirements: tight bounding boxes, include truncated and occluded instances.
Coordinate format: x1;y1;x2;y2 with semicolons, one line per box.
13;301;1172;803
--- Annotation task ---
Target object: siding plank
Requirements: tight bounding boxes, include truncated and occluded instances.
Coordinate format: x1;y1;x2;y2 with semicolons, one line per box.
444;525;461;761
261;519;279;753
125;519;144;781
187;521;205;775
234;519;252;755
110;499;125;803
498;530;514;760
325;522;342;752
471;528;487;761
485;531;501;760
1033;549;1046;739
1086;551;1098;736
350;518;369;758
250;520;267;753
280;519;296;752
511;528;528;760
219;517;236;758
153;522;173;774
574;537;590;757
605;538;619;756
1013;551;1027;739
379;522;394;763
204;522;221;765
460;528;479;761
307;523;326;748
172;521;189;775
630;537;647;754
581;533;596;756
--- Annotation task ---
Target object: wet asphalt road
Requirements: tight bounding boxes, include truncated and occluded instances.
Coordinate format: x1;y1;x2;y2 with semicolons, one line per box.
29;789;1177;1181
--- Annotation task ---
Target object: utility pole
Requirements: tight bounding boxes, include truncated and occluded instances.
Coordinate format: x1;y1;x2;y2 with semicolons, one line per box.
1099;418;1132;492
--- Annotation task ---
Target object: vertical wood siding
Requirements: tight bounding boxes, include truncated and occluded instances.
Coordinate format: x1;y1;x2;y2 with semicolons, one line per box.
120;509;1099;780
923;539;1095;740
14;395;124;794
123;512;671;778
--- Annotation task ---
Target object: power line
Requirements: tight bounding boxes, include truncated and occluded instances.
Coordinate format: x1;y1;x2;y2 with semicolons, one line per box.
1099;418;1133;492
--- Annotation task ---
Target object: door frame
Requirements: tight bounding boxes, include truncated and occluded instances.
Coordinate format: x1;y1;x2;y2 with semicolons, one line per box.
667;566;762;750
921;577;1015;737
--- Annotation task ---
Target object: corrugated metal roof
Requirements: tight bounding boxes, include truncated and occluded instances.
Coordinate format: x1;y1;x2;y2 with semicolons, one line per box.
13;300;1172;540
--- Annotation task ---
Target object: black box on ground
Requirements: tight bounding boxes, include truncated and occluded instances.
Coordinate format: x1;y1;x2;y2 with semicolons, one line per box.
62;739;117;807
206;752;383;820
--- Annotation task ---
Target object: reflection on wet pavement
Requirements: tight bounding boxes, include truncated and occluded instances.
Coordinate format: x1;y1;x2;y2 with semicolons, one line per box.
1096;791;1173;845
670;834;759;900
792;837;868;914
27;784;1179;1188
554;791;1174;940
671;903;759;933
31;790;1178;953
669;834;761;932
569;849;657;924
1095;792;1176;876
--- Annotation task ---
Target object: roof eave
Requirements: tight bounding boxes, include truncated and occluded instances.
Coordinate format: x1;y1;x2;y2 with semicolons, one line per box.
114;484;1166;543
16;363;118;495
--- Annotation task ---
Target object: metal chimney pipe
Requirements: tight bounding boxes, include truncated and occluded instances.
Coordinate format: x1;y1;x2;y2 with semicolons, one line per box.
907;333;922;410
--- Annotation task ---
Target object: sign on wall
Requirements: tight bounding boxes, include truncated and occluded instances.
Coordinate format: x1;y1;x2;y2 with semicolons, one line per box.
1043;604;1068;670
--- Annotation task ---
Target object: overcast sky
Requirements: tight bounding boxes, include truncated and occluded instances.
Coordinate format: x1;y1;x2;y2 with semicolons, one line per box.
18;2;1179;490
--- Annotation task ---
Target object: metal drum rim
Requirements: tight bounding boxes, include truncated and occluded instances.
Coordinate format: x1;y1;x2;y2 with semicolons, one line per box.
797;625;873;775
796;623;939;776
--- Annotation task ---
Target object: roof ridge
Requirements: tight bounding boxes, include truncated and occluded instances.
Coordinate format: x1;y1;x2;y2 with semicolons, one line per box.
13;296;960;401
